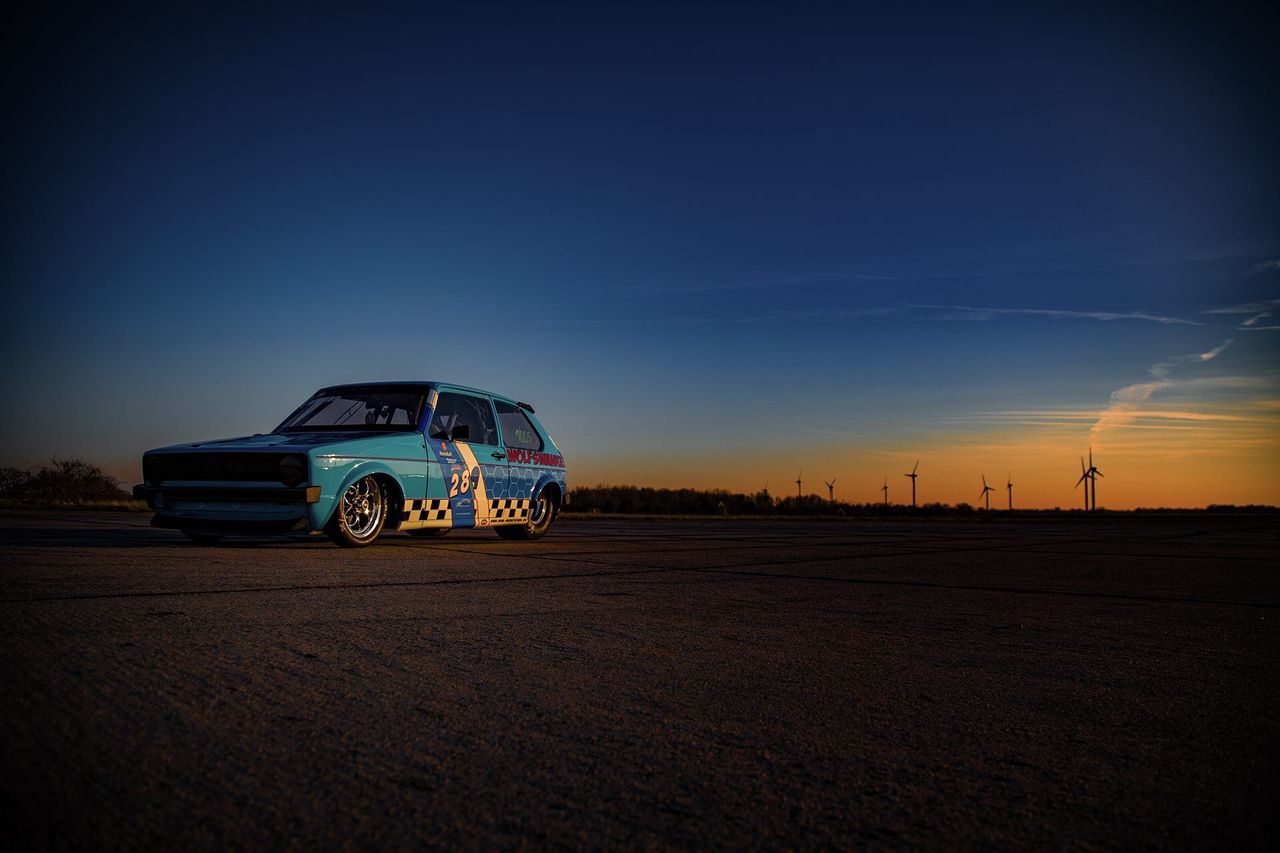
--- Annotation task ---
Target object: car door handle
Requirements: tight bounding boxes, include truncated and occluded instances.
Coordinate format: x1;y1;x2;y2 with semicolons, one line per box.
491;451;506;459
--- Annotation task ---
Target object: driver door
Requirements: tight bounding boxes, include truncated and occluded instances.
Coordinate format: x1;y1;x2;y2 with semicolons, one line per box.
427;391;506;528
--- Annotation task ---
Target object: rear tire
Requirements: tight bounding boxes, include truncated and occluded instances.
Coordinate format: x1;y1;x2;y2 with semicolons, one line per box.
326;475;387;547
494;490;556;540
180;529;223;544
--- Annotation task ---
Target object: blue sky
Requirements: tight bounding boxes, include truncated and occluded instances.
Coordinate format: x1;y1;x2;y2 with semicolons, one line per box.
3;2;1277;506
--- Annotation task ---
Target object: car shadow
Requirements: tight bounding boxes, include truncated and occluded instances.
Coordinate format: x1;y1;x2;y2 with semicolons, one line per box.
0;526;520;549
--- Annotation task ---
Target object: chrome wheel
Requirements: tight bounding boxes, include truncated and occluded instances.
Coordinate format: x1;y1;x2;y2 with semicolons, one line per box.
495;489;557;540
326;475;387;547
529;494;551;525
341;477;383;537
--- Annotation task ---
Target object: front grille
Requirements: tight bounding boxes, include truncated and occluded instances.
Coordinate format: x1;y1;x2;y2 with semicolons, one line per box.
145;453;292;484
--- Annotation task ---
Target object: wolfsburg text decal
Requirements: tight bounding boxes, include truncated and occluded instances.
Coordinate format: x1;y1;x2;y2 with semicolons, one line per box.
506;448;564;467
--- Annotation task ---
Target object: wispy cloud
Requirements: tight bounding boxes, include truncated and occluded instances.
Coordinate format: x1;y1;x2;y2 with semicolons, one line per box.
558;302;1201;327
961;406;1265;425
552;307;901;328
635;271;896;295
633;248;1278;296
1196;339;1234;361
1092;339;1237;438
1203;297;1280;330
905;304;1201;326
854;245;1268;279
1204;298;1280;314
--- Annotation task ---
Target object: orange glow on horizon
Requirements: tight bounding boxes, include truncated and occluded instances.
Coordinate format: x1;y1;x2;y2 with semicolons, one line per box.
574;398;1280;509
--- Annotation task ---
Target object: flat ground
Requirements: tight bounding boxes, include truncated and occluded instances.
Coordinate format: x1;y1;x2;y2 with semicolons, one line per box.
2;511;1277;849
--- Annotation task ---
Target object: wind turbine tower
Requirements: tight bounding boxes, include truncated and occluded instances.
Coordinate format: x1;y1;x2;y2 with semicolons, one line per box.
1086;448;1104;511
904;460;919;508
1075;457;1090;511
980;475;994;511
796;471;803;500
1006;472;1014;511
825;478;837;502
880;476;889;507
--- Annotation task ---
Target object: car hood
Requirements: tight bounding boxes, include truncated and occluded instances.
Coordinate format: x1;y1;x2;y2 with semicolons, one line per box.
149;432;412;453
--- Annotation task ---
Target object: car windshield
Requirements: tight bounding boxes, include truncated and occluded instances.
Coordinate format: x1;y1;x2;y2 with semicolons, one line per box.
275;386;426;432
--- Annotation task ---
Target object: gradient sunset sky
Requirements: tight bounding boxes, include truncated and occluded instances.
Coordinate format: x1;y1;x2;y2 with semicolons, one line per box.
3;2;1277;508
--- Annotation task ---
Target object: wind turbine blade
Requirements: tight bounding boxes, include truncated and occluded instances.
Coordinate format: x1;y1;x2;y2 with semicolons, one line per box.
912;460;919;474
1075;474;1087;488
1094;470;1104;478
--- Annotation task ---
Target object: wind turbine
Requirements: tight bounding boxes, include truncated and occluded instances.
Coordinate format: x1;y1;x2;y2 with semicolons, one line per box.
979;475;994;511
1006;472;1014;511
825;478;837;502
796;471;803;500
904;460;919;508
1075;456;1090;511
1086;447;1104;511
880;476;889;507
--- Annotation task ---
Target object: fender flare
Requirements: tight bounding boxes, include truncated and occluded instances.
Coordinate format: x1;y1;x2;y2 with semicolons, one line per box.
313;461;406;530
532;472;566;510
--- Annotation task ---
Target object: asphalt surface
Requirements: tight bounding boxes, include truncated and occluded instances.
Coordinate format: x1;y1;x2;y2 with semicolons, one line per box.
2;511;1278;849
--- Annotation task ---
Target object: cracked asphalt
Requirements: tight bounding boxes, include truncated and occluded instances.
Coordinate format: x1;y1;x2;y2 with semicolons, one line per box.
2;511;1277;849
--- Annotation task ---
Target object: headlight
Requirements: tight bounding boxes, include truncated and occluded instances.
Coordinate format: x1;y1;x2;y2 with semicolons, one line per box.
278;455;307;487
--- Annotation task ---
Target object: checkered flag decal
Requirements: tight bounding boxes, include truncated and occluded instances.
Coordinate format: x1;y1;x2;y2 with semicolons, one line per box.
490;499;531;520
403;499;451;522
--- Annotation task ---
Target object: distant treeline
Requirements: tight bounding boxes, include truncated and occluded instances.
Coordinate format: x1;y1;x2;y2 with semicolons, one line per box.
566;485;1279;516
0;458;131;505
568;485;975;516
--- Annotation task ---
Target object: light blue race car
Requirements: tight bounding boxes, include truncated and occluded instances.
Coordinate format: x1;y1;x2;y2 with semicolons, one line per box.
133;382;567;547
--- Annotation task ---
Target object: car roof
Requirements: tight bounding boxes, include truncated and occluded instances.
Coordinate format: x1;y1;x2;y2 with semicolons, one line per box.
318;381;519;404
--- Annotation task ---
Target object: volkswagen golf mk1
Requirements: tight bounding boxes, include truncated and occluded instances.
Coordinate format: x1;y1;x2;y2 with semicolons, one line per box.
133;382;567;546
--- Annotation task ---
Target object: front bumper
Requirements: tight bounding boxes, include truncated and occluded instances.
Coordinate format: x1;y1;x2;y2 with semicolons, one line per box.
149;514;309;534
133;485;322;505
134;484;322;535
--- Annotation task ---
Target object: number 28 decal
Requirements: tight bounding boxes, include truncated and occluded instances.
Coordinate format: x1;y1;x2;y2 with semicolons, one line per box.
449;467;480;498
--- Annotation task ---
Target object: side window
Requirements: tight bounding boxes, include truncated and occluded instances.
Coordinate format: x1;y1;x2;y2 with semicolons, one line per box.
430;393;498;445
495;400;543;451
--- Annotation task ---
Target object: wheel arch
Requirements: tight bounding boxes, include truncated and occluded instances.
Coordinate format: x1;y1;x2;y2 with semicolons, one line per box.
372;472;406;530
533;475;563;519
316;462;406;529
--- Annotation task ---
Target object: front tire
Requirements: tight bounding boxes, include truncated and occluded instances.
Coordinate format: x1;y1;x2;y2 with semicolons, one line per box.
495;490;557;540
326;476;387;547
